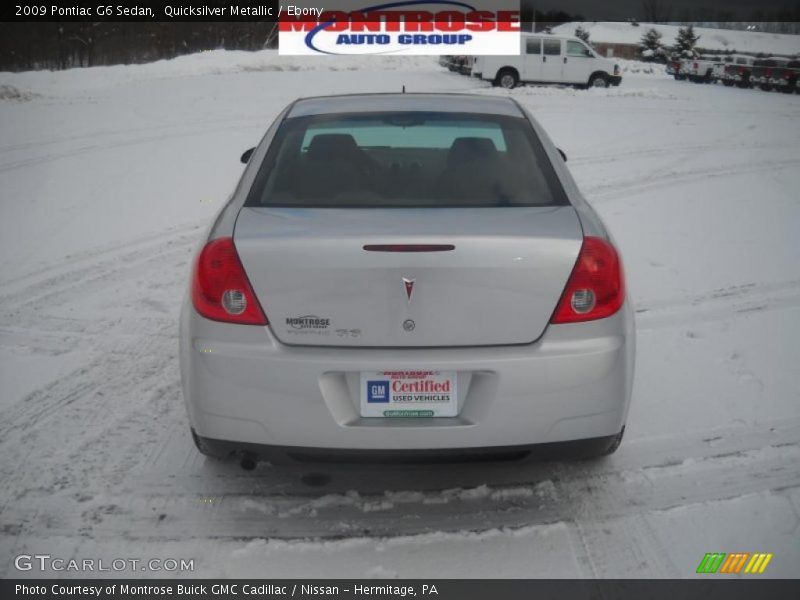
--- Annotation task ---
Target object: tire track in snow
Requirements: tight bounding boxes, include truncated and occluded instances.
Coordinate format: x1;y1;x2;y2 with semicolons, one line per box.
568;139;799;167
0;116;261;174
3;416;798;543
581;158;800;202
0;222;201;292
0;229;198;310
634;280;800;330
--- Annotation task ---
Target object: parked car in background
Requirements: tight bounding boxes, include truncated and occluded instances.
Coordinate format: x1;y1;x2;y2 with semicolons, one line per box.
712;55;734;83
666;58;681;77
445;55;470;74
472;33;621;89
750;57;790;91
683;55;724;83
458;56;474;75
720;55;756;87
768;59;800;93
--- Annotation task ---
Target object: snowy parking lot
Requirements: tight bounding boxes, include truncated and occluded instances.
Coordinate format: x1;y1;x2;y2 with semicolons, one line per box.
1;52;799;578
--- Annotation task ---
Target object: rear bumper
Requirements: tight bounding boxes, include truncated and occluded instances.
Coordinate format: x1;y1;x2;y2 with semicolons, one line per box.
180;298;635;451
193;430;624;463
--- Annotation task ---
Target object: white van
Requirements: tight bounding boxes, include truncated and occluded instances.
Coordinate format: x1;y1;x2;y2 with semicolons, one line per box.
472;32;621;89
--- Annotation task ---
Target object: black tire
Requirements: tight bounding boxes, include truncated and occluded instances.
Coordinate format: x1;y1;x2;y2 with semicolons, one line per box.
588;73;609;88
191;429;228;460
723;80;735;87
494;68;519;89
674;73;685;81
759;84;772;91
780;85;794;94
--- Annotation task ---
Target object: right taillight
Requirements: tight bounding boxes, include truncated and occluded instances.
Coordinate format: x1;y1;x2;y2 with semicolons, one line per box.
551;237;625;324
191;237;268;325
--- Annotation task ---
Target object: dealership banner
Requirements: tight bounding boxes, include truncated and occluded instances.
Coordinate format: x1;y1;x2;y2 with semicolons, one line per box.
278;0;521;55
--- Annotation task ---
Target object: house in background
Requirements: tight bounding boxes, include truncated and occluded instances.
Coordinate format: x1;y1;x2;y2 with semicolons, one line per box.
551;22;800;59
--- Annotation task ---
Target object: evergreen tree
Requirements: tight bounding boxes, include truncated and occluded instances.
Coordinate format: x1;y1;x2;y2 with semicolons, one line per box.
639;27;664;60
674;25;700;58
574;25;590;43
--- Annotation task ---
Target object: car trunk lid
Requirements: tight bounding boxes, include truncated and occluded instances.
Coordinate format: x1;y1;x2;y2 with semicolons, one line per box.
234;206;583;347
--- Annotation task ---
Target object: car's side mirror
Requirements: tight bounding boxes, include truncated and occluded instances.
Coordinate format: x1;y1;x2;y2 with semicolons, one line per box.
240;147;255;164
557;148;567;162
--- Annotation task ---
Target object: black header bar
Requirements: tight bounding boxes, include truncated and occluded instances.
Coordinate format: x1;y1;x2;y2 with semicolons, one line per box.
3;1;799;22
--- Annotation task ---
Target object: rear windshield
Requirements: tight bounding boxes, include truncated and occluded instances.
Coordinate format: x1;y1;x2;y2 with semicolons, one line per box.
245;112;568;208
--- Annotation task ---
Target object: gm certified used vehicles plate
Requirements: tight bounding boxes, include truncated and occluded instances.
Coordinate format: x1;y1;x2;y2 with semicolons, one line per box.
179;93;635;464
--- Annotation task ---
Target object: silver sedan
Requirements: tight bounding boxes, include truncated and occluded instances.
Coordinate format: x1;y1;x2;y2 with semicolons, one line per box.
179;93;635;466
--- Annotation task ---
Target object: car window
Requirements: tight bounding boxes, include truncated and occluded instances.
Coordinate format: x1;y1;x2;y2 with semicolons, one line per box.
525;38;541;55
543;39;561;56
245;112;568;208
566;41;591;57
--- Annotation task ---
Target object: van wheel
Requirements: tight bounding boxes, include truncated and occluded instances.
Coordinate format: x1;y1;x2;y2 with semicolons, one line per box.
722;80;735;87
589;73;609;88
494;68;519;89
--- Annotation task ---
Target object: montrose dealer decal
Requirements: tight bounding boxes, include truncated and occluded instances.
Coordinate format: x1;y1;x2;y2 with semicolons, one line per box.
279;0;520;56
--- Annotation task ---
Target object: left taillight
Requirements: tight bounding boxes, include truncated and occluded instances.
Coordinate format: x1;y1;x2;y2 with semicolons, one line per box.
550;236;625;324
191;237;268;325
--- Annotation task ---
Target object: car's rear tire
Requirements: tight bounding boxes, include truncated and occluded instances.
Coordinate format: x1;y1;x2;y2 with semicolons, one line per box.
494;68;519;89
759;84;772;91
723;80;735;87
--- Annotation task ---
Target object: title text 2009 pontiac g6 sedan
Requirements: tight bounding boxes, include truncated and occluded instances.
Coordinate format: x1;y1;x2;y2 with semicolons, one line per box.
179;93;635;466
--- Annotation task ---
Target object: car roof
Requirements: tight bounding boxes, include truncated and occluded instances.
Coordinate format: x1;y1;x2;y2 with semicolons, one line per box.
286;93;525;118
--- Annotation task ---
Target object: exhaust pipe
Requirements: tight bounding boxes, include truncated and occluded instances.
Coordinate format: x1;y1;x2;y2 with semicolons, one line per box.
239;453;257;471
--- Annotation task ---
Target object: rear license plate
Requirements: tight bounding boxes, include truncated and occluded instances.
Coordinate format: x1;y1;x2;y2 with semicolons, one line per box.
360;370;458;418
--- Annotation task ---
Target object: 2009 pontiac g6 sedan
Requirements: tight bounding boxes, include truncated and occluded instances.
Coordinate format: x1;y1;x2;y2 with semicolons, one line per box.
179;93;635;465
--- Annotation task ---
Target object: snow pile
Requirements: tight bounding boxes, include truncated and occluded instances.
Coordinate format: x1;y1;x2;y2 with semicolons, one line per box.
0;84;37;101
553;22;800;56
616;58;670;78
478;84;676;100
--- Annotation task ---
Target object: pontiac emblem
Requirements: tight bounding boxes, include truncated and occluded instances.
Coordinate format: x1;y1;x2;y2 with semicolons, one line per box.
402;277;415;302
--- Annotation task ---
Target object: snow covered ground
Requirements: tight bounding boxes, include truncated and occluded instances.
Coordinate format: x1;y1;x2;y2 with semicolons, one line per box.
1;51;799;578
